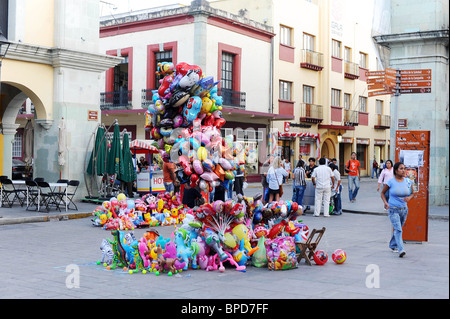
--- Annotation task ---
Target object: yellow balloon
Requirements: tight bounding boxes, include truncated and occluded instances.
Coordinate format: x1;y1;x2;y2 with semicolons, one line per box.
197;147;208;161
117;193;126;201
223;232;237;249
232;224;252;252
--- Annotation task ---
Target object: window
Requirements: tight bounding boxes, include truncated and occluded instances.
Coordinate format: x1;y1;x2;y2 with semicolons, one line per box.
280;25;292;46
279;81;292;100
359;52;368;68
344;93;351;109
12;133;22;158
332;39;341;58
303;33;315;51
344;47;351;62
359;96;367;112
376;100;383;114
331;89;341;107
221;52;234;90
154;50;172;89
303;85;314;104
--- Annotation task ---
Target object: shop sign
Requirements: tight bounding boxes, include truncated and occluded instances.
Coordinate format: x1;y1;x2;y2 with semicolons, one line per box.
340;137;353;144
356;138;370;145
284;121;290;132
374;139;386;145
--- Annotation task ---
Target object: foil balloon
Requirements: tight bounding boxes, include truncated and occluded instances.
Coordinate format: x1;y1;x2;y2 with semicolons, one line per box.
183;96;202;123
202;158;214;172
200;172;219;182
193;159;204;175
218;158;232;170
197;146;208;161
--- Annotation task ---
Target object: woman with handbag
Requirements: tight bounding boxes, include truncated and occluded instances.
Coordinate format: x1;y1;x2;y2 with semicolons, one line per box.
266;156;288;202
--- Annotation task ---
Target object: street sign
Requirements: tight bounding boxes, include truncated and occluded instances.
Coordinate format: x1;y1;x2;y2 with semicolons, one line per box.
400;69;432;76
401;75;432;82
368;82;389;90
366;70;385;77
399;87;431;94
400;81;432;88
368;89;392;97
385;68;397;75
367;77;386;84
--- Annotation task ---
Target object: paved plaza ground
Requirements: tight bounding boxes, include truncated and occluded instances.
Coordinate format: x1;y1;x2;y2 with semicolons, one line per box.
0;178;448;302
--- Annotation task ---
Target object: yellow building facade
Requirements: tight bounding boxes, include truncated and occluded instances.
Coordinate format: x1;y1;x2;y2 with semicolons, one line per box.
212;0;391;175
1;0;120;194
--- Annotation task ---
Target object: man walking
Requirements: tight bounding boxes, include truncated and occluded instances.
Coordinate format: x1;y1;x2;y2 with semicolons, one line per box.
312;158;335;217
346;151;361;202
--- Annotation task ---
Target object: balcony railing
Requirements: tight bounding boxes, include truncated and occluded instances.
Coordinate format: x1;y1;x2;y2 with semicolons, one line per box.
218;88;246;109
344;109;359;126
100;90;132;110
344;61;360;79
300;49;324;71
299;103;323;123
374;114;391;129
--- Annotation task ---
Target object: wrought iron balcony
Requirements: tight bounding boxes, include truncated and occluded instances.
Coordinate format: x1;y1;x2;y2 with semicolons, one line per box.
344;109;359;126
218;88;246;109
300;49;324;71
344;61;360;80
100;90;132;110
299;103;323;123
374;114;391;129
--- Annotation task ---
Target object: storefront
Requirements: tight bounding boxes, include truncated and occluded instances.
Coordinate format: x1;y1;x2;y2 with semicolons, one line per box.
356;138;370;174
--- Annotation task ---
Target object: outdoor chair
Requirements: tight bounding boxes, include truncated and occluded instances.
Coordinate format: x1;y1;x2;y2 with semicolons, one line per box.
34;177;45;183
66;180;80;210
25;180;40;211
0;178;25;208
37;181;61;212
296;227;326;266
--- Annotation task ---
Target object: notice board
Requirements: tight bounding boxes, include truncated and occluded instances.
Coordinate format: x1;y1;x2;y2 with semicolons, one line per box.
395;131;430;242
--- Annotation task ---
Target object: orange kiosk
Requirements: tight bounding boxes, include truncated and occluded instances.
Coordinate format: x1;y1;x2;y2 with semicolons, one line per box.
395;130;430;242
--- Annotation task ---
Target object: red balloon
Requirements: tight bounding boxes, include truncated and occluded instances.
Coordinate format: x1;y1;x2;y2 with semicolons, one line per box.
313;250;328;265
214;118;226;129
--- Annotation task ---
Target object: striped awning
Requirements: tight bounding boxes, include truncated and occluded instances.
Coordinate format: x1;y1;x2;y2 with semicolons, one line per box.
130;139;159;154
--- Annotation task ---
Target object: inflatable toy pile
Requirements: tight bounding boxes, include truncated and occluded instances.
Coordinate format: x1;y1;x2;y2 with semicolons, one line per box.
91;191;186;230
145;61;246;194
97;194;311;274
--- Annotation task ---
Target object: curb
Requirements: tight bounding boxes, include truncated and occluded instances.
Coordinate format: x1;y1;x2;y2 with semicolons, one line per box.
0;212;92;226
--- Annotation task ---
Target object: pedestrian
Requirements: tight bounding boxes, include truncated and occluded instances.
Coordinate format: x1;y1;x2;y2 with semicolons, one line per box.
234;164;245;196
292;159;307;206
381;162;414;258
163;161;177;194
372;159;379;179
378;159;385;176
377;159;394;207
329;163;342;215
284;158;291;182
305;157;318;178
182;184;204;208
261;155;273;204
213;181;226;202
266;156;288;202
346;152;361;202
311;158;335;217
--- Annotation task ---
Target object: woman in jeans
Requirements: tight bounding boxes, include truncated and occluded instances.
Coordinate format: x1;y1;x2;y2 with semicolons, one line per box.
292;160;307;206
381;162;414;258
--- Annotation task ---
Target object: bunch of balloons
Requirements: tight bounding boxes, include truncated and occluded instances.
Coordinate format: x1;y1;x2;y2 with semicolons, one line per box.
91;191;186;230
145;61;246;194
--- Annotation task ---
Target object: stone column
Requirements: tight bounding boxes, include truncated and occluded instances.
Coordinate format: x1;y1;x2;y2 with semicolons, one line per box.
1;123;20;179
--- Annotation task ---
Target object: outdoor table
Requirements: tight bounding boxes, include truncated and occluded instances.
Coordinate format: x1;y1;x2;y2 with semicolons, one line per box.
11;180;27;206
49;182;69;212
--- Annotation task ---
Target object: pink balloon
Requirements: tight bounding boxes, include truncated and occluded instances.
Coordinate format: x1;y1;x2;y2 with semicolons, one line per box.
193;159;204;175
201;172;219;182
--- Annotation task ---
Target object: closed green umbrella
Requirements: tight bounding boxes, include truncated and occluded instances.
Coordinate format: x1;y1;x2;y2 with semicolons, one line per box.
87;126;107;175
106;123;124;178
120;132;137;183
